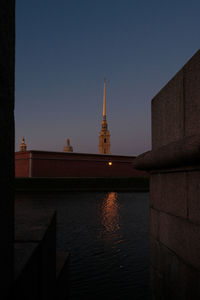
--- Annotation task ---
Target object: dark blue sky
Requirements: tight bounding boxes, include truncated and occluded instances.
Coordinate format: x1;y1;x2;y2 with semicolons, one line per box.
15;0;200;155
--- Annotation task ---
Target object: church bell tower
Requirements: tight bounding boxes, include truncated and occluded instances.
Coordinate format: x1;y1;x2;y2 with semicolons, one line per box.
99;78;110;154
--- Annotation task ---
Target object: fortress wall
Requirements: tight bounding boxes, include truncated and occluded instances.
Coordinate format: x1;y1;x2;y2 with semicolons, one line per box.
134;50;200;299
15;151;147;178
0;1;15;297
15;152;30;177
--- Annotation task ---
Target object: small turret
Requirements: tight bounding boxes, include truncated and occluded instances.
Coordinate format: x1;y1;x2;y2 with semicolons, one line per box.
63;138;73;152
20;137;27;152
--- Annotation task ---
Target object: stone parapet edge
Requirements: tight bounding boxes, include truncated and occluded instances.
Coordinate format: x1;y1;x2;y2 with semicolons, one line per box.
133;134;200;171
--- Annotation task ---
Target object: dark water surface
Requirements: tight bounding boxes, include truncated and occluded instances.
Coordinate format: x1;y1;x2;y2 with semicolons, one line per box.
16;192;150;299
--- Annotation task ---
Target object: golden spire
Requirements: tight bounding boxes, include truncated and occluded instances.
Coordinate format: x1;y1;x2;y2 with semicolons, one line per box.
99;78;111;154
103;77;106;120
20;137;27;152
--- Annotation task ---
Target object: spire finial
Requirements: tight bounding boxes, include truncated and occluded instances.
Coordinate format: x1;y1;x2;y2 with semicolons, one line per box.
103;77;106;119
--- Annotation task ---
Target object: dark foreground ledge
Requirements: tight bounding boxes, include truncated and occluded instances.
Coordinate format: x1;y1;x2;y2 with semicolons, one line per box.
15;177;149;192
14;209;70;299
133;134;200;171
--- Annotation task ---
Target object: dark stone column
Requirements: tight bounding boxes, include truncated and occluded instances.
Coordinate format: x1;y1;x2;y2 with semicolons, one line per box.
0;0;15;297
134;50;200;299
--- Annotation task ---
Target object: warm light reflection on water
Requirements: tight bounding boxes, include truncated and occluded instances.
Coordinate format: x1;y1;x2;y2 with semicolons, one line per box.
101;192;120;233
15;192;150;299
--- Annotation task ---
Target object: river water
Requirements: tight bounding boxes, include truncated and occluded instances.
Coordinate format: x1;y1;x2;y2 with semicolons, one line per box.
15;192;150;299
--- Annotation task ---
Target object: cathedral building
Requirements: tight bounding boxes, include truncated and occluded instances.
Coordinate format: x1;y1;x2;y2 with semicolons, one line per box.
15;78;148;179
99;78;110;154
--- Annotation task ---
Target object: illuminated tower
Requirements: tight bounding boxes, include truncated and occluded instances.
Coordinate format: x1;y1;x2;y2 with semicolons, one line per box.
63;138;73;152
20;137;27;152
99;78;110;154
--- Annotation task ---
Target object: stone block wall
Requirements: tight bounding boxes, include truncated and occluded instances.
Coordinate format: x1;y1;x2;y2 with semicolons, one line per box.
0;1;15;297
152;50;200;149
150;170;200;299
134;49;200;299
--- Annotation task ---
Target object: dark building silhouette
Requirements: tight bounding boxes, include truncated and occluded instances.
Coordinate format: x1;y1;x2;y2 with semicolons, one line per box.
0;1;15;298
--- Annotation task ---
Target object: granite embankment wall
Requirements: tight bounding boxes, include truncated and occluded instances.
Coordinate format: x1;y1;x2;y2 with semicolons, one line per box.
134;50;200;299
0;1;15;297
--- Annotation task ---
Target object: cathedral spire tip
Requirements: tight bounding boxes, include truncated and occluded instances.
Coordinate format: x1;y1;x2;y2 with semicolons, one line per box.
103;78;106;119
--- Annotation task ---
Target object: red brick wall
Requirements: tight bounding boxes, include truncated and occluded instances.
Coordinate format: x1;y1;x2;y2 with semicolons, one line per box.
15;152;30;177
15;151;147;178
